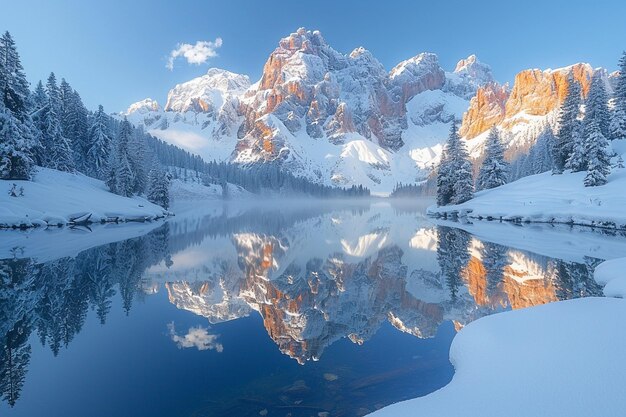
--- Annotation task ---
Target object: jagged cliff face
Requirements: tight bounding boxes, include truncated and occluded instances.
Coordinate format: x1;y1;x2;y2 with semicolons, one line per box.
123;28;493;192
122;27;609;191
460;63;597;140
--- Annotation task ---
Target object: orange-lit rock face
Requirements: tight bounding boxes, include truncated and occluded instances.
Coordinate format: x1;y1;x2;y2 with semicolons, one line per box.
460;83;509;139
505;63;592;118
462;254;558;310
461;63;594;139
502;266;558;310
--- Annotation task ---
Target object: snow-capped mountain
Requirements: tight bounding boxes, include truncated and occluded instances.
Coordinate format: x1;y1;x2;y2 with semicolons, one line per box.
123;27;609;193
124;28;492;193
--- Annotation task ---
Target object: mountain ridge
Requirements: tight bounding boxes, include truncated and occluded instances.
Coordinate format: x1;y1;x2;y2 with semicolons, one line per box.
122;27;610;194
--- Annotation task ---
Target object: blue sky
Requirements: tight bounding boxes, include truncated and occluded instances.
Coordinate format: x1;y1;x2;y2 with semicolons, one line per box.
1;0;625;112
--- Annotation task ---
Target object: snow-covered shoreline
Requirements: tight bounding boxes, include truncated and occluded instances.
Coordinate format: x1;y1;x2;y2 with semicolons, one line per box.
370;253;626;417
0;167;170;229
428;142;626;230
428;169;626;230
369;296;626;417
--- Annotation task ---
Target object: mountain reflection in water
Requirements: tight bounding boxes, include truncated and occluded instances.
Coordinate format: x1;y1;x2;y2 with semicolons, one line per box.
0;201;612;416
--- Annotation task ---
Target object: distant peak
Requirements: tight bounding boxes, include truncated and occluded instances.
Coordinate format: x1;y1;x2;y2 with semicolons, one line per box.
455;54;479;72
125;98;160;115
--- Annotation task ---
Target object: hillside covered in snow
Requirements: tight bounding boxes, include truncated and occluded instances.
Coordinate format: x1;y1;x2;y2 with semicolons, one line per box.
0;167;169;228
428;141;626;229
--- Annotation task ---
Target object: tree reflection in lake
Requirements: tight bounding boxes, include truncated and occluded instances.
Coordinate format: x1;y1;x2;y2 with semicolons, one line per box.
0;203;614;415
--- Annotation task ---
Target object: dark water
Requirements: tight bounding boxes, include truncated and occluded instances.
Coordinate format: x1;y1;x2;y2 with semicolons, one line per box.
0;200;619;417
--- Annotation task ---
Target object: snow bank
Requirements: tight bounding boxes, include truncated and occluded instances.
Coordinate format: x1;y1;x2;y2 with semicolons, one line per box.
595;258;626;298
370;297;626;417
0;167;168;229
428;162;626;230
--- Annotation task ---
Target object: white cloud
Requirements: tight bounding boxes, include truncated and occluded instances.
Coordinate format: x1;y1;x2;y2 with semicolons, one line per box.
166;38;223;70
167;322;224;352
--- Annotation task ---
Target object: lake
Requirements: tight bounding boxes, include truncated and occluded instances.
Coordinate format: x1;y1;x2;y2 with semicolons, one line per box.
1;199;624;417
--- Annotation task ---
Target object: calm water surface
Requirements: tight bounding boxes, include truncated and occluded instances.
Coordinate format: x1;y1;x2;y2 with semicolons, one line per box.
1;200;623;417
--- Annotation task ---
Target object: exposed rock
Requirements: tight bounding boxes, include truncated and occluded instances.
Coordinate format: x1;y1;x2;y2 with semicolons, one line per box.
444;55;494;99
459;82;509;138
125;98;160;115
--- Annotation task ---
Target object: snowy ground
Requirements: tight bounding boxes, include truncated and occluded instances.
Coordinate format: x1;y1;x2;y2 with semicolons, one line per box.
429;141;626;229
595;257;626;298
0;167;168;228
370;297;626;417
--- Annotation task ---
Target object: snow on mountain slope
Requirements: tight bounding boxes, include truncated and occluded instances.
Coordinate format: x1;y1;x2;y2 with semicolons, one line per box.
122;28;611;193
125;68;250;161
121;29;491;193
0;167;168;228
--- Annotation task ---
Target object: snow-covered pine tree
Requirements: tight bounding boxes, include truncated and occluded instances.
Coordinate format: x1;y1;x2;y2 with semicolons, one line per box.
129;127;147;194
583;120;612;187
0;99;34;179
565;121;586;172
436;131;453;206
59;79;89;171
585;72;611;138
0;31;36;179
146;161;170;209
29;80;47;165
437;120;474;205
477;126;509;190
531;126;555;174
42;73;74;171
108;118;135;197
86;105;111;179
611;52;626;140
610;105;626;140
553;75;582;173
449;121;474;204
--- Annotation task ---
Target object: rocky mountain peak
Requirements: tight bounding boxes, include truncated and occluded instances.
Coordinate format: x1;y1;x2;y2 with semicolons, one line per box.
164;68;250;113
445;55;494;100
125;98;160;115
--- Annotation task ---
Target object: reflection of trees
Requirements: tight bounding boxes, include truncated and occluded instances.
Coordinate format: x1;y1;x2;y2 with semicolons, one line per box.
0;223;173;407
552;257;603;300
436;226;471;302
481;241;509;297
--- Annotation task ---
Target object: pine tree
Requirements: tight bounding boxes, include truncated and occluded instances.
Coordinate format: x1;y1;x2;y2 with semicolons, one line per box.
41;73;74;171
146;162;170;209
59;79;89;171
553;75;581;173
565;122;586;171
436;137;453;205
583;120;612;187
610;105;626;140
611;52;626;140
0;96;34;179
107;118;134;196
437;121;473;205
0;31;36;179
0;32;31;122
477;126;509;190
585;72;611;138
129;127;147;194
86;105;111;179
